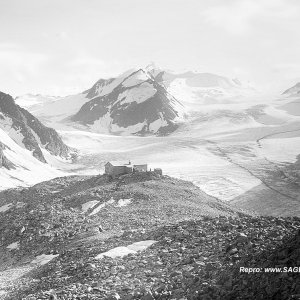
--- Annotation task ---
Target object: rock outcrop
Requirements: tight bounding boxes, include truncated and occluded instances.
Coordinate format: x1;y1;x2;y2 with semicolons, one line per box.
0;91;71;163
0;142;14;169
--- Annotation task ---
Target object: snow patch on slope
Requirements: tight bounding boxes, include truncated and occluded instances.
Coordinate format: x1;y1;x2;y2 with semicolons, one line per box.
118;82;157;105
149;118;169;132
6;241;19;250
89;198;115;216
0;203;12;213
31;254;59;265
82;200;100;212
0;115;26;148
95;240;157;259
116;198;132;207
89;113;112;134
110;122;147;135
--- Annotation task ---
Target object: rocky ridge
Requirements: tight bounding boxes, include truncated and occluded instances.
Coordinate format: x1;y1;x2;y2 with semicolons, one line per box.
0;142;14;169
0;91;72;163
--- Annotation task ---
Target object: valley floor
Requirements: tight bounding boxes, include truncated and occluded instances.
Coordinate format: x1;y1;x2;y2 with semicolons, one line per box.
2;94;300;216
55;118;300;216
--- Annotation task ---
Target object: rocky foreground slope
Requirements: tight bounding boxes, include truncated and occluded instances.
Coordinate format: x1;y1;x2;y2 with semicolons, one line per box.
0;172;239;264
0;173;299;300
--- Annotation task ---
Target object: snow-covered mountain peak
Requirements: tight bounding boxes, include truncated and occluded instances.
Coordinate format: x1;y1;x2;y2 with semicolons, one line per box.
70;67;186;135
18;65;257;136
143;62;163;78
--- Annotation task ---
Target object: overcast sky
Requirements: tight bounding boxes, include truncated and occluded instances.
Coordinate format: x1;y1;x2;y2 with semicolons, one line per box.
0;0;299;96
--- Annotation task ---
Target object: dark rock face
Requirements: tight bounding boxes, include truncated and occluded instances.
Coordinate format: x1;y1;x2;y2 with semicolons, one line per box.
19;107;70;158
72;69;184;135
0;142;15;169
0;91;70;163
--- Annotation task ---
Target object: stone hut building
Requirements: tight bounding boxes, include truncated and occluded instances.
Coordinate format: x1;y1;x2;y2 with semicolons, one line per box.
105;161;148;176
105;161;133;176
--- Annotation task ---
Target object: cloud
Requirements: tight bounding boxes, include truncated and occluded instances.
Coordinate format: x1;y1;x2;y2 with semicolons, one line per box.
202;0;298;35
0;43;47;75
0;43;48;94
272;63;300;79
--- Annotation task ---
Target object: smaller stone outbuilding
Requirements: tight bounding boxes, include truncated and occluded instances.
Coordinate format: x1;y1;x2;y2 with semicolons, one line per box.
133;164;148;172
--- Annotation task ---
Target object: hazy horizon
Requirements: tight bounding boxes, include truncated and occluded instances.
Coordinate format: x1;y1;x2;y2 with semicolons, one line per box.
1;0;300;97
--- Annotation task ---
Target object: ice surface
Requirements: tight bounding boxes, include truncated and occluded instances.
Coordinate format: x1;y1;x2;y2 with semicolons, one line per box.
259;137;300;163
